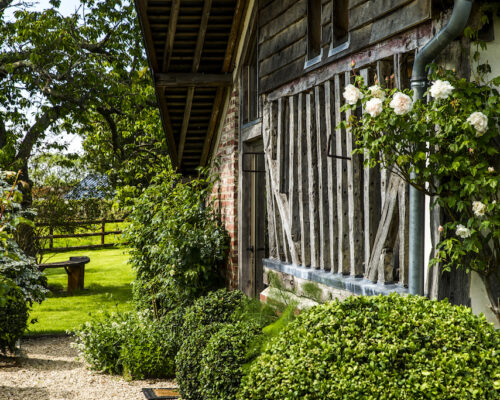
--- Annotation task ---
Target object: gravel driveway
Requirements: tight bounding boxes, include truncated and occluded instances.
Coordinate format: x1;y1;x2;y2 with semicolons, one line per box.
0;336;177;400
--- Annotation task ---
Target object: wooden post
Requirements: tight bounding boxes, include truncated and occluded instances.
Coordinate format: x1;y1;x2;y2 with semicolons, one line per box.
306;90;320;269
376;60;392;208
398;180;409;286
277;97;289;193
360;68;381;277
101;219;106;246
345;71;364;277
270;101;278;160
334;74;350;275
297;93;311;267
324;80;338;272
263;101;278;259
288;95;301;243
313;85;331;271
394;53;410;286
49;226;54;250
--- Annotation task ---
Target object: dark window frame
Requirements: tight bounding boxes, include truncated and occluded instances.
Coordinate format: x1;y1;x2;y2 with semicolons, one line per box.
241;29;260;127
329;0;350;56
305;0;323;67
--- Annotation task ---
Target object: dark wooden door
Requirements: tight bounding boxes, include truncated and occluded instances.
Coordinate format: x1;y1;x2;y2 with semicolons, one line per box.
241;138;267;297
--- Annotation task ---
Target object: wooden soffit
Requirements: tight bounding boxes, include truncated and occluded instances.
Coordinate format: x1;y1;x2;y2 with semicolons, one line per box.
135;0;246;174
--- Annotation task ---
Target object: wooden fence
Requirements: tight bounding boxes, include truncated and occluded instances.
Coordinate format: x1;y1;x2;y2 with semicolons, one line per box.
36;219;126;252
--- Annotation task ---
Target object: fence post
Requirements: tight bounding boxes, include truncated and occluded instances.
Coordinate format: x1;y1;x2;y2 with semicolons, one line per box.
49;226;54;250
101;219;106;246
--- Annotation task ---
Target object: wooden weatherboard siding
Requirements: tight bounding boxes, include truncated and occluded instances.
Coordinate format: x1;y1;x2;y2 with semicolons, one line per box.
257;0;430;93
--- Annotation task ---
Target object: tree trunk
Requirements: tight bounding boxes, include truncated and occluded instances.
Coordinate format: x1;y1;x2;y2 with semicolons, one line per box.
14;163;37;258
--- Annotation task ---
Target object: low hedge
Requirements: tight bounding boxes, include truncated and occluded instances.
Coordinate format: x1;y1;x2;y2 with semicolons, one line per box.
238;294;500;400
176;323;224;400
74;310;180;379
199;321;262;400
0;275;28;354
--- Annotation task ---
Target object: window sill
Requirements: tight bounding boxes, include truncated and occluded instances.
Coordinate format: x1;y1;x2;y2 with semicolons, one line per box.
328;36;351;57
304;48;324;69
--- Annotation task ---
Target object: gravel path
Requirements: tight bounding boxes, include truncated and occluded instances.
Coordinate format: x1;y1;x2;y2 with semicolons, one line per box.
0;336;177;400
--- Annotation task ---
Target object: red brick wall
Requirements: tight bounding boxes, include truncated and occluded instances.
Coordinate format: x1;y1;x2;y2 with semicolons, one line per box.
210;87;239;290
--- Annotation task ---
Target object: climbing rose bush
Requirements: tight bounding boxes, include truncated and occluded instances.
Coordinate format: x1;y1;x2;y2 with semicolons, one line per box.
341;66;500;290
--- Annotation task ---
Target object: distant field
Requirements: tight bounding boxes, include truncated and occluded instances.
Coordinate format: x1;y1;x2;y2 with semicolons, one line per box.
28;247;134;335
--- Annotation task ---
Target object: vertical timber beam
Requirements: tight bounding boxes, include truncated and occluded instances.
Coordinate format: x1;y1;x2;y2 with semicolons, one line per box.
324;80;338;271
263;101;279;259
360;68;381;276
376;60;392;208
297;93;311;267
277;98;289;193
306;91;320;269
334;74;350;275
314;85;331;271
345;72;364;277
394;53;410;286
288;95;301;243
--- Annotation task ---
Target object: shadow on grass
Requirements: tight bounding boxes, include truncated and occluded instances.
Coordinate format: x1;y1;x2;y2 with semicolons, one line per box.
47;284;132;302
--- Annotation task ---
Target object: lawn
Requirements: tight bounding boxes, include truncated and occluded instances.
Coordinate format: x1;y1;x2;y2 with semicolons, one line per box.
28;247;135;335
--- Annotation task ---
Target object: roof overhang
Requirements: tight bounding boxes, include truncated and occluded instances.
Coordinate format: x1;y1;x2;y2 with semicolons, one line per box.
135;0;247;175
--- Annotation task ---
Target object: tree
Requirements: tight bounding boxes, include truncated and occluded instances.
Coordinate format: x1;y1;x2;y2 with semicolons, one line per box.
0;0;167;193
0;0;168;252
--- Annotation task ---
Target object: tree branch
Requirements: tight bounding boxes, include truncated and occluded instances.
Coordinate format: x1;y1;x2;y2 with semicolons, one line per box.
16;106;62;163
0;116;7;149
97;107;120;156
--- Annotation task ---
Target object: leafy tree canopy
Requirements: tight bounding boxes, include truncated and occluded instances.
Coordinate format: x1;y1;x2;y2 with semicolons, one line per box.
0;0;167;196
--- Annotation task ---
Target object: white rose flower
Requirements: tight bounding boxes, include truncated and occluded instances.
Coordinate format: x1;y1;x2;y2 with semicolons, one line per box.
343;84;363;105
455;224;471;239
467;111;488;135
429;80;454;99
389;92;413;115
472;201;487;217
365;98;383;117
368;85;385;100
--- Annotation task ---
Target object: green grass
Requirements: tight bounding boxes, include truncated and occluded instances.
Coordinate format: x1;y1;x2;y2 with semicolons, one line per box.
28;247;135;335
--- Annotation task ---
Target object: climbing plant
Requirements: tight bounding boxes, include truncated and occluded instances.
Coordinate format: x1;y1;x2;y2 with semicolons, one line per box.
341;65;500;312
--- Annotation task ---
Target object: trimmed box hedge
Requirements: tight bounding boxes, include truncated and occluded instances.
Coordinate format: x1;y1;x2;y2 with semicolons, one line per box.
238;294;500;399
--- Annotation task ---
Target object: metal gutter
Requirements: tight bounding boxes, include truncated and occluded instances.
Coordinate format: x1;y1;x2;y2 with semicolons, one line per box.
409;0;474;295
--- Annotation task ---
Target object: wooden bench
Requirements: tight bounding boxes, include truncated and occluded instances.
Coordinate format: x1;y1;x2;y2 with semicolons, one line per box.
38;256;91;294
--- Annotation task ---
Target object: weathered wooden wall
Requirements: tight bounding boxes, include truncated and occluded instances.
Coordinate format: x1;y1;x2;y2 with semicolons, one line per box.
258;0;431;93
262;52;415;286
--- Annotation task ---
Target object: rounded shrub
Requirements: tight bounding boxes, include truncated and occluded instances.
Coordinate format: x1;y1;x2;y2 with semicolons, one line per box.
199;321;261;400
238;294;500;400
176;323;224;400
0;275;28;354
181;289;246;334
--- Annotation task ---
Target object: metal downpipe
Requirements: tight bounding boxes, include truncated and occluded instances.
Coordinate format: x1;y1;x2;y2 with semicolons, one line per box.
409;0;473;296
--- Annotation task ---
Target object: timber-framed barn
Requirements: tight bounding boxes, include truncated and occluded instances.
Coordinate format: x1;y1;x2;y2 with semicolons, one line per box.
135;0;500;326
